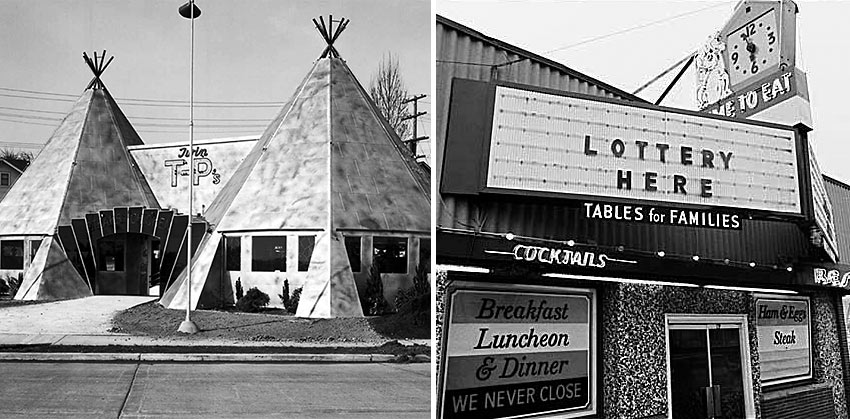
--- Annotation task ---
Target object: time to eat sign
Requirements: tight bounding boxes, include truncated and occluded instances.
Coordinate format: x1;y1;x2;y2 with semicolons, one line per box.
439;287;596;419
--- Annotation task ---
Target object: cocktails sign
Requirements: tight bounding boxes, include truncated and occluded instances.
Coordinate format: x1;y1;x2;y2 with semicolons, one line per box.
440;287;596;419
755;296;812;385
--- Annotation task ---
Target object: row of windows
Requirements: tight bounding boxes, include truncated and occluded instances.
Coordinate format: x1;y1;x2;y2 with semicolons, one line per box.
0;235;433;274
223;235;431;274
0;240;41;270
224;235;316;273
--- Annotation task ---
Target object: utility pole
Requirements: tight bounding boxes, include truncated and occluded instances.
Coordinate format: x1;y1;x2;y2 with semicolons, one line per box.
401;94;428;157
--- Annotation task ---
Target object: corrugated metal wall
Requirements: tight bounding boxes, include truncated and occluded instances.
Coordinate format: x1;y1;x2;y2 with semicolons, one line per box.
825;176;850;261
436;15;639;220
436;15;812;265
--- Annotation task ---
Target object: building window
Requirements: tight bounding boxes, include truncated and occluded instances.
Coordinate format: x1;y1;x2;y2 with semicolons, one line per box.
224;236;241;271
373;236;408;274
344;236;361;273
97;240;124;272
0;240;24;269
30;239;42;263
252;236;286;272
419;238;430;273
298;235;315;272
0;172;9;186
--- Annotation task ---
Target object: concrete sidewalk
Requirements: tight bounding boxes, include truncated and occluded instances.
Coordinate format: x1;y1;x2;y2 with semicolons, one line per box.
0;295;156;334
0;332;431;363
0;332;430;347
0;296;430;362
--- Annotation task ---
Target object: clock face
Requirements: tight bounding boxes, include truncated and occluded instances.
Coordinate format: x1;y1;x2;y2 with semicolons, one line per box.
724;8;780;87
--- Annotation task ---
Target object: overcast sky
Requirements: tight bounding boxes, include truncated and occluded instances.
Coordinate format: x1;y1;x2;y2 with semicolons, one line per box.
437;0;850;183
0;0;430;160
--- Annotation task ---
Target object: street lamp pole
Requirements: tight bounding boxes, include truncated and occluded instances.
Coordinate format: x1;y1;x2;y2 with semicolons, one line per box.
178;0;201;334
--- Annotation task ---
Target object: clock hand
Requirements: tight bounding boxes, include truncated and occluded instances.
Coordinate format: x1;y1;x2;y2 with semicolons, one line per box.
745;40;757;60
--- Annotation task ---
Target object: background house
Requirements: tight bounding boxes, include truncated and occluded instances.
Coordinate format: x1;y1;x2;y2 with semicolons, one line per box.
0;158;28;202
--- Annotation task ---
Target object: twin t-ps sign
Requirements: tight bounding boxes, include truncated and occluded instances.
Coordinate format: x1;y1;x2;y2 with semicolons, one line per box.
440;288;595;419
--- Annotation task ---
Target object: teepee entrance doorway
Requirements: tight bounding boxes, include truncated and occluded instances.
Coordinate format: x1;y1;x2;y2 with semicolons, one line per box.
95;233;158;296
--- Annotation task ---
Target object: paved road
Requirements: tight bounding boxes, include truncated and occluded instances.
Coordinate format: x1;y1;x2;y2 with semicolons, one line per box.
0;296;155;335
0;361;430;418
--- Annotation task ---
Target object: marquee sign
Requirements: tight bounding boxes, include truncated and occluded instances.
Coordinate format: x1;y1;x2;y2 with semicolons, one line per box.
484;85;802;214
440;285;597;419
755;296;812;385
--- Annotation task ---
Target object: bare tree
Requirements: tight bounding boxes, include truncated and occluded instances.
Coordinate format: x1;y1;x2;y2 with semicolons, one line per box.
0;149;33;168
369;54;411;140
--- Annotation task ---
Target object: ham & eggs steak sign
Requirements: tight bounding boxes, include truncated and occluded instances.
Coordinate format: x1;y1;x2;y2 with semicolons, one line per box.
755;296;812;384
439;286;596;419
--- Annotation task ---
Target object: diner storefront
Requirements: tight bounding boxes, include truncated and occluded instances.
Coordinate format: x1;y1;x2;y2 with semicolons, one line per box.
436;13;850;419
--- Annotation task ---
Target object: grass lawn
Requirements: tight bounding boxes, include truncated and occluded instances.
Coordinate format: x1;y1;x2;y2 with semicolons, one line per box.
112;301;429;344
0;296;49;309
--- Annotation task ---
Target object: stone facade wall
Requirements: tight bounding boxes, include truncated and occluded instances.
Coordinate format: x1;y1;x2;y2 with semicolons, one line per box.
809;292;847;419
602;283;759;419
435;275;848;418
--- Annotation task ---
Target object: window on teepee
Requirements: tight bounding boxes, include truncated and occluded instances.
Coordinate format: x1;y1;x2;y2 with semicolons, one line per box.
344;236;361;273
252;236;286;272
29;239;42;263
0;240;23;270
0;172;9;186
298;236;315;272
97;240;124;272
224;236;241;271
373;237;408;274
419;238;431;273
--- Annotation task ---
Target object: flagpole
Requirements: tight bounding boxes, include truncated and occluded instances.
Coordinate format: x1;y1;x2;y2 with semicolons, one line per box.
178;0;201;334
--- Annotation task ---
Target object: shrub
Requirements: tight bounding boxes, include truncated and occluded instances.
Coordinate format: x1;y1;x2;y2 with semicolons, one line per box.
289;287;302;314
278;279;303;314
395;262;430;324
235;278;244;301
235;287;269;313
365;264;390;316
3;274;23;298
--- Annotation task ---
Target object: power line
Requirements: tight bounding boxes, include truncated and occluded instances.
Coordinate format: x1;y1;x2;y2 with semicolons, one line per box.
0;113;267;128
544;2;729;54
0;92;281;108
0;86;285;105
0;105;275;124
0;106;66;115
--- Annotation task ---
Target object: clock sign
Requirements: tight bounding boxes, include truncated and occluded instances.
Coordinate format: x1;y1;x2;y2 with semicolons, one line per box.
725;8;780;87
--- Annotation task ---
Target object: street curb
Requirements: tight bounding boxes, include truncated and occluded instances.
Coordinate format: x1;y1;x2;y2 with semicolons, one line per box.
0;352;430;363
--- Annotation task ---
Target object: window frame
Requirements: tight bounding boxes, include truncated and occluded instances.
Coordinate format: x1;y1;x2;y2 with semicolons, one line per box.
0;240;24;270
344;236;362;273
298;235;316;272
251;235;287;272
224;235;241;271
372;236;409;274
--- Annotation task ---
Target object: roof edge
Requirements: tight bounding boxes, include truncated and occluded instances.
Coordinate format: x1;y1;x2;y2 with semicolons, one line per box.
0;158;24;174
331;58;431;201
51;90;95;233
825;174;850;190
127;135;260;151
436;14;647;103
